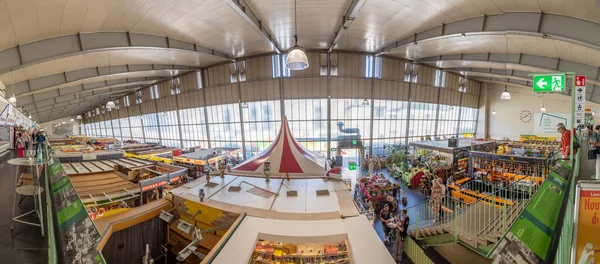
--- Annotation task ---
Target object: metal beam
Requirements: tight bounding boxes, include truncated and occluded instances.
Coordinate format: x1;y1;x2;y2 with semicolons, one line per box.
0;32;232;75
227;0;282;54
377;12;600;57
417;53;600;86
13;66;193;98
328;0;367;52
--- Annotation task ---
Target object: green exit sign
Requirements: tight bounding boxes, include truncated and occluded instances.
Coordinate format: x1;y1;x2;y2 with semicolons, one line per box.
533;74;565;93
352;140;357;145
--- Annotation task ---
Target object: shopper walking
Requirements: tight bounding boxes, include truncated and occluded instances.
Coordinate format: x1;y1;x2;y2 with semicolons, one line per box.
16;132;25;158
380;204;392;245
391;209;409;263
430;179;443;223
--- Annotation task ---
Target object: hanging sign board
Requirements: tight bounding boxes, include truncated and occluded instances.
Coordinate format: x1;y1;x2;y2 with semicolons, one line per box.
533;73;565;93
572;181;600;264
575;76;586;126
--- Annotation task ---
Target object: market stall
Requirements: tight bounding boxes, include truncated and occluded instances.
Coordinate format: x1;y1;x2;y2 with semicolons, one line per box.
127;163;188;204
54;147;125;162
68;171;140;220
210;215;394;264
358;174;396;203
173;147;242;177
124;145;181;160
232;116;329;178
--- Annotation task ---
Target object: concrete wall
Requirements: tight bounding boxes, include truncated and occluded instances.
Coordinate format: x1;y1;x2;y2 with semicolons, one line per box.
39;117;80;137
480;83;600;140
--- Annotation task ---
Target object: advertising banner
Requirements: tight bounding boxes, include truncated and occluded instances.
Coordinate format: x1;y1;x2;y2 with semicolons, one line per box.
572;181;600;264
534;113;570;134
492;161;572;263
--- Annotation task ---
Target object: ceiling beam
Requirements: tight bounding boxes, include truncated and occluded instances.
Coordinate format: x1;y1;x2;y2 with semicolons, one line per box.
417;53;600;86
11;66;192;98
0;32;232;75
227;0;282;54
328;0;367;52
377;12;600;58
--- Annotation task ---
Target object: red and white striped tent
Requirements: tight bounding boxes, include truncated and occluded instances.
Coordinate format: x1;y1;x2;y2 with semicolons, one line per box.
232;115;328;177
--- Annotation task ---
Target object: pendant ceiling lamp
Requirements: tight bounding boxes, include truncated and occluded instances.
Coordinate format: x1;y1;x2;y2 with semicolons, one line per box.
76;115;82;120
362;99;369;106
540;95;546;112
492;109;496;115
285;0;309;71
28;115;32;119
70;118;74;122
105;53;116;110
8;70;16;104
500;86;511;100
500;35;511;100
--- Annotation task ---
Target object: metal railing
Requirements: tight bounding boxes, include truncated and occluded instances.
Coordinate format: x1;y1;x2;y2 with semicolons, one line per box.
408;164;553;248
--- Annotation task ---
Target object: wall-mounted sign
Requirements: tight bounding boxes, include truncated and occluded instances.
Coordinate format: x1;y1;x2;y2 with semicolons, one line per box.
575;75;586;126
534;113;569;134
533;73;565;93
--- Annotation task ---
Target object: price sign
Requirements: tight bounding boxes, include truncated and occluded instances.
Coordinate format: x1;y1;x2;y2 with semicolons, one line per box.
82;153;97;161
159;210;174;222
177;220;193;234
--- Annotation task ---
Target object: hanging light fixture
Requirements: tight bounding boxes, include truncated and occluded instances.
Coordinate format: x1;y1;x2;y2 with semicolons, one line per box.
8;70;16;104
106;99;116;110
492;109;496;115
70;118;74;122
362;99;369;106
28;115;31;119
241;102;248;109
540;95;546;112
285;0;309;70
501;86;511;100
105;53;116;110
76;115;82;120
500;35;511;100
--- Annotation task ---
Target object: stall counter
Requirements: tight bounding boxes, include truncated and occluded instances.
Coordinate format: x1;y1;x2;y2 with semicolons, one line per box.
211;215;395;264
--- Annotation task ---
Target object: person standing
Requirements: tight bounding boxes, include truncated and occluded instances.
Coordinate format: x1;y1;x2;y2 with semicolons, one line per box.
16;132;25;158
557;123;576;159
391;209;409;263
590;125;600;180
21;130;30;150
430;179;443;223
380;204;392;245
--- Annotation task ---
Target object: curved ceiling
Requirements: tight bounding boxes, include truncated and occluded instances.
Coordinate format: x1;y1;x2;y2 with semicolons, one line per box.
1;0;598;122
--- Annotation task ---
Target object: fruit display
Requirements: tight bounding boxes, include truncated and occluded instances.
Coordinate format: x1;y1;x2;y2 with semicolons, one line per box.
249;239;350;264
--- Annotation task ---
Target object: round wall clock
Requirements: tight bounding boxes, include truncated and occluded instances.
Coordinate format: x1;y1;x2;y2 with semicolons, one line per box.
519;110;532;123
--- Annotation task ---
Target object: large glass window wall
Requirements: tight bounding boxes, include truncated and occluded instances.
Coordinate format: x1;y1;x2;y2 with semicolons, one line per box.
84;99;478;159
459;107;478;136
285;99;328;154
330;99;371;156
437;104;459;138
179;107;209;149
207;103;242;149
372;100;408;156
158;111;181;148
243;100;281;158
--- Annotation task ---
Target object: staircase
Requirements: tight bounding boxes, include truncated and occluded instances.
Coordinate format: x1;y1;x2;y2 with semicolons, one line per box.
407;174;543;248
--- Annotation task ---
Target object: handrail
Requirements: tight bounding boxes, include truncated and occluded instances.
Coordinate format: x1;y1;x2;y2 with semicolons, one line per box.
544;151;579;263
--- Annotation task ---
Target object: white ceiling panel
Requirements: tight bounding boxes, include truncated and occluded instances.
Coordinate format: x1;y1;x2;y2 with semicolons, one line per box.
389;34;600;68
0;49;222;85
